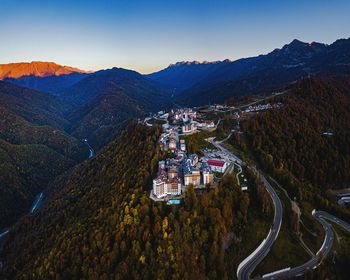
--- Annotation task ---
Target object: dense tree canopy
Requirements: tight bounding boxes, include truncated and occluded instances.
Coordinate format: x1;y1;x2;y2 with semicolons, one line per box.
0;82;87;228
0;123;265;280
244;77;350;192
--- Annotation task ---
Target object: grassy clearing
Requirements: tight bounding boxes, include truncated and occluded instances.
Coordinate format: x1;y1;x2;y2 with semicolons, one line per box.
227;200;272;278
147;118;166;125
180;131;216;155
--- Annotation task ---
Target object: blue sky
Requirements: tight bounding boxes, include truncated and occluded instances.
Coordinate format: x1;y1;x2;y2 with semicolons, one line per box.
0;0;349;73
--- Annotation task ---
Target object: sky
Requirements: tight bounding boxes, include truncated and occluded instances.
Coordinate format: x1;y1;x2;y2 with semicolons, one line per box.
0;0;350;74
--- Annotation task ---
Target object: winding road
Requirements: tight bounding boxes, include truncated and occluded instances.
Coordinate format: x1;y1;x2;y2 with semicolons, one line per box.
237;176;350;280
229;151;350;279
206;123;349;280
237;166;283;280
261;210;350;279
206;136;284;280
204;137;284;280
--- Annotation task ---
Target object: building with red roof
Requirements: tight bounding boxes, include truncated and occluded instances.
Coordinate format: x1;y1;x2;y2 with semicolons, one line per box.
207;159;228;173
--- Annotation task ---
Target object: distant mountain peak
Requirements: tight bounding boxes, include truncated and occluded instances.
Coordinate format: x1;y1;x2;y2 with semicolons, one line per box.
283;39;326;50
282;39;309;51
290;38;307;45
0;61;86;79
169;61;200;67
169;59;231;68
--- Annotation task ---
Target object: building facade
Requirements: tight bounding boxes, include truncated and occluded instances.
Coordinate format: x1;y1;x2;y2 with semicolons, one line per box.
207;159;228;173
153;161;182;199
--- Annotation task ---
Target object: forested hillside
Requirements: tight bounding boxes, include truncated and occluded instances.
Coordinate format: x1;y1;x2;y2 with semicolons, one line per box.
244;76;350;192
62;67;171;149
5;73;88;95
0;81;87;228
242;76;350;231
1;123;266;279
0;140;74;229
0;67;172;228
0;106;85;161
0;81;72;130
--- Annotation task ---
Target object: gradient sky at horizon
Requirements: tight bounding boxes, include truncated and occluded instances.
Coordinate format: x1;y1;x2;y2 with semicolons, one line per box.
1;0;350;73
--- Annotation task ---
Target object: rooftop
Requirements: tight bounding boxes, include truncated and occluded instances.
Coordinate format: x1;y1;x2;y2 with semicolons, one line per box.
207;159;226;167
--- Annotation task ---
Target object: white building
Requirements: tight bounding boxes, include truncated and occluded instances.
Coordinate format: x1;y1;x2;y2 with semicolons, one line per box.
184;170;201;186
152;161;182;199
153;173;182;198
202;170;213;185
153;175;167;198
183;159;201;187
183;112;189;123
207;159;228;173
165;178;182;196
201;163;214;185
180;139;186;151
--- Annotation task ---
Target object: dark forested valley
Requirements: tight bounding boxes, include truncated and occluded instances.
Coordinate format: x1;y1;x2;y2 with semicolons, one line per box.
0;81;87;228
0;67;171;229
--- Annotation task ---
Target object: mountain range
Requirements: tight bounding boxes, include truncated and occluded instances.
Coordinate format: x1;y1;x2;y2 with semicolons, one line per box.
0;61;86;79
147;59;232;92
1;37;350;279
1;61;88;95
0;37;350;227
2;38;350;107
149;38;350;105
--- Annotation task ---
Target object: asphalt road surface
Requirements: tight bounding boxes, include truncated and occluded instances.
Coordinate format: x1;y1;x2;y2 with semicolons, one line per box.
210;137;350;280
207;138;284;280
237;166;283;280
260;210;350;279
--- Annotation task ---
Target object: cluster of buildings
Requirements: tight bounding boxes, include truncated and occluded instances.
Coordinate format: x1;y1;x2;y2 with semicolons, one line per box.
171;108;197;123
182;122;197;134
148;105;242;201
209;104;233;111
168;108;217;135
196;120;215;130
244;102;283;113
171;108;199;135
182;154;214;187
152;127;186;199
182;120;216;134
152;125;228;201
